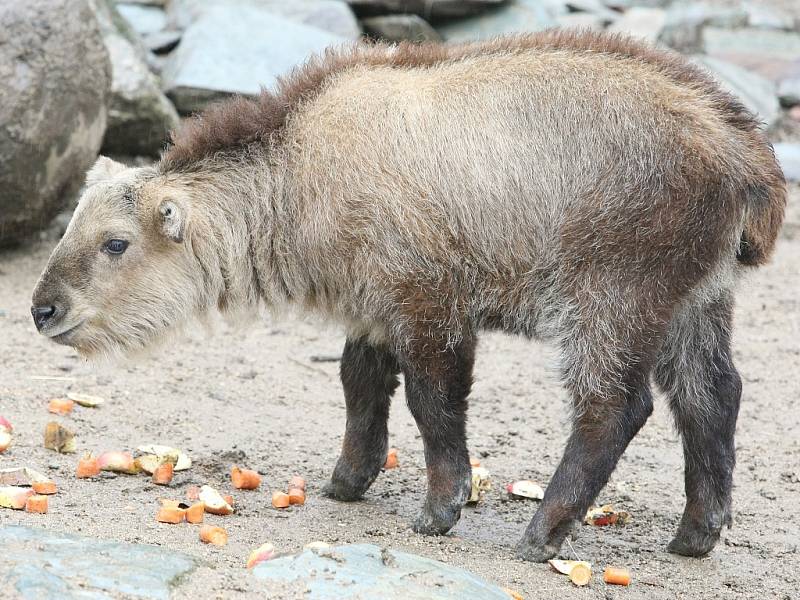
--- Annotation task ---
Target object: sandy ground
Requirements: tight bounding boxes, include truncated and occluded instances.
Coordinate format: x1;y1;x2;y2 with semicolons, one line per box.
0;187;798;599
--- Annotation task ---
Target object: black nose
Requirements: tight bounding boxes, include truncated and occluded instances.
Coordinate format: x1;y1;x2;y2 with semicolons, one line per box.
31;305;57;330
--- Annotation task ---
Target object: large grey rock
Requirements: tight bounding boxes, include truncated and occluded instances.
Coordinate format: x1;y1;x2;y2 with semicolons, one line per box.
362;15;442;42
345;0;507;20
167;0;361;39
607;6;667;43
92;0;180;156
163;6;346;114
116;2;167;35
703;27;800;82
774;143;800;182
556;12;605;31
0;526;196;599
692;55;780;128
252;544;511;599
659;2;747;52
744;2;796;31
0;0;111;247
438;0;556;42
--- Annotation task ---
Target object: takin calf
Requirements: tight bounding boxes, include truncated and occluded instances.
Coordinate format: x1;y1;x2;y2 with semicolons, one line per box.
32;31;785;561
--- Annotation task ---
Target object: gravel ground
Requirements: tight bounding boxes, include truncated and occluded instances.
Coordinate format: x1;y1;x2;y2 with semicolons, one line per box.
0;187;798;599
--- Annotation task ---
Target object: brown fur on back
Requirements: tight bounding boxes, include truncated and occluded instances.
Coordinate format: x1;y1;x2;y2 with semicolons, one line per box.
162;30;759;171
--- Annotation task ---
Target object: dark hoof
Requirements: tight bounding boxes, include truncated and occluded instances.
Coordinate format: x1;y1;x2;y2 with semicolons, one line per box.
412;505;461;536
667;530;719;557
515;540;560;563
322;477;368;502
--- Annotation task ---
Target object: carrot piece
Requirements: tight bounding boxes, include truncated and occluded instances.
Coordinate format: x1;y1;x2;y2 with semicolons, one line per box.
271;491;290;509
603;566;631;586
48;398;74;415
152;463;174;485
231;466;261;490
246;543;276;568
289;475;305;491
502;589;523;600
570;563;592;586
288;488;305;506
185;502;205;524
469;457;481;467
156;502;185;524
25;494;48;514
32;480;57;495
76;455;101;478
200;525;228;546
223;495;235;507
383;448;399;469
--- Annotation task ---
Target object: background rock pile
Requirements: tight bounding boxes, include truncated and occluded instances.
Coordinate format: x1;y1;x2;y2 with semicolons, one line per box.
1;0;798;245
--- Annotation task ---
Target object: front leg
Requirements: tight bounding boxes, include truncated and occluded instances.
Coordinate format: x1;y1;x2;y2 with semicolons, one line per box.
323;336;400;501
401;336;475;535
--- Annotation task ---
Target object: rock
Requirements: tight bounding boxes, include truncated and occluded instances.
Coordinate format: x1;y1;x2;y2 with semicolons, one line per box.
163;6;346;114
92;0;179;156
0;0;110;247
744;2;796;31
345;0;507;20
703;27;800;83
116;2;167;35
252;543;511;599
167;0;361;39
565;0;619;23
692;55;780;128
143;29;182;54
438;0;556;42
0;526;196;599
774;144;800;182
556;12;605;31
779;78;800;108
659;2;747;52
607;7;667;43
362;15;441;42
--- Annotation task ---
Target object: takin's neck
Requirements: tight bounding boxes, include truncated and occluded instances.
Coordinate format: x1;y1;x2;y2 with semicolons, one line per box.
160;154;291;316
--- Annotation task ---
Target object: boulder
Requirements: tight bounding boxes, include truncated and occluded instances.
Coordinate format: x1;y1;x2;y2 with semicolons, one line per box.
774;143;800;182
659;2;747;52
362;15;442;42
0;0;111;247
438;0;556;42
92;0;180;156
167;0;361;39
744;2;796;31
344;0;507;20
692;55;780;128
162;6;346;114
607;7;667;43
703;27;800;83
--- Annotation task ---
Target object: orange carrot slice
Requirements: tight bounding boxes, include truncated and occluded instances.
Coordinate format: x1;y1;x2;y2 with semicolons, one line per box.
289;475;305;491
231;466;261;490
271;491;290;509
383;448;399;469
604;566;631;586
246;543;275;568
32;480;57;495
48;398;74;415
76;455;100;478
288;488;305;506
156;501;185;524
25;494;48;513
152;463;174;485
97;451;138;474
185;502;204;524
200;525;228;546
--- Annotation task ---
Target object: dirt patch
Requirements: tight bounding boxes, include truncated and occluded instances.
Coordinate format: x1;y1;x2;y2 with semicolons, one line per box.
0;188;798;599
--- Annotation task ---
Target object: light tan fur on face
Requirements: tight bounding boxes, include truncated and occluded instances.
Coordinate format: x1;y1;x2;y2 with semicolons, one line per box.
34;32;785;405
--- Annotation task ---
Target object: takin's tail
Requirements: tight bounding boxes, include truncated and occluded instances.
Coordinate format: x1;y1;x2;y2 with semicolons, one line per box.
736;143;787;266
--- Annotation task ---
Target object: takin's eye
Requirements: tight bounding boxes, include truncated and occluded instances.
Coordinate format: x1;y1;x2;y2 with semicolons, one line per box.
103;239;129;256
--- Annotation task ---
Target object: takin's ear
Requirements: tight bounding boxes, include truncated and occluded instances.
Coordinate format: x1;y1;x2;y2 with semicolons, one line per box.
85;156;126;186
157;198;186;243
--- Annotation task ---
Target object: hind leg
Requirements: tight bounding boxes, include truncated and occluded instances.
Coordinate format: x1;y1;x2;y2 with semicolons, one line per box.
323;336;400;501
654;293;741;557
517;371;654;561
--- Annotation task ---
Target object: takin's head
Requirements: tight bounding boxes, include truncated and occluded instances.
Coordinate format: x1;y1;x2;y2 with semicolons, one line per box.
31;156;204;358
